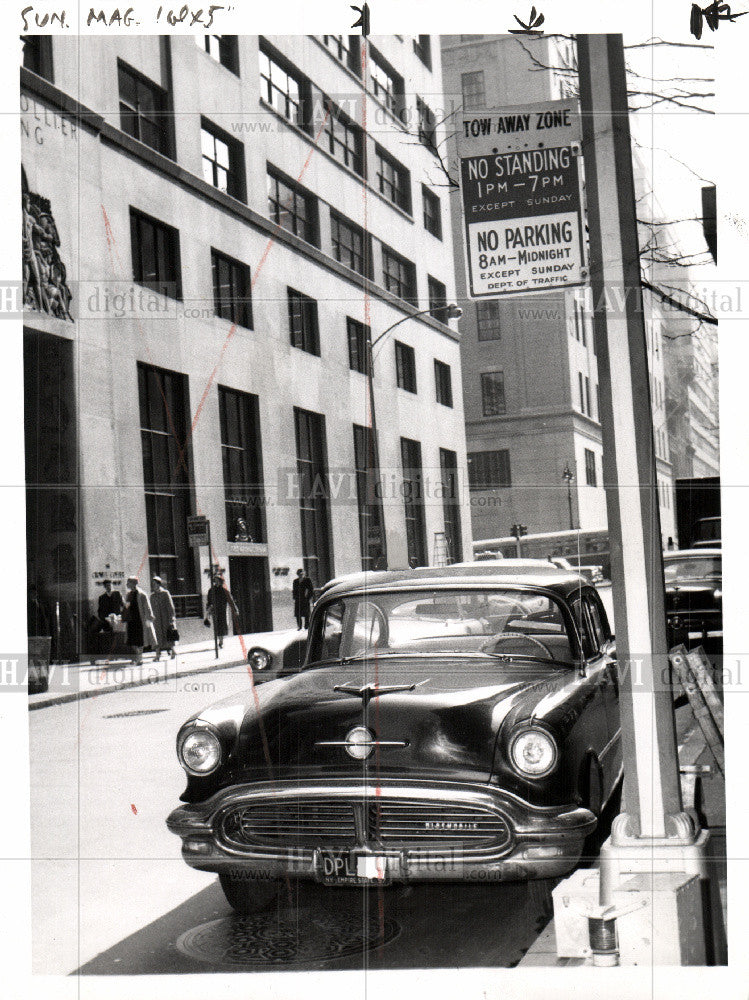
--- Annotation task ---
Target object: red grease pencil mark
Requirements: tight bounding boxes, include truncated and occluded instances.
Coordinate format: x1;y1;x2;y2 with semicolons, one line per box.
131;803;138;815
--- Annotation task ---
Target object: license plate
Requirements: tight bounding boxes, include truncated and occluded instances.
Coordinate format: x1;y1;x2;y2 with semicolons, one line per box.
315;849;391;885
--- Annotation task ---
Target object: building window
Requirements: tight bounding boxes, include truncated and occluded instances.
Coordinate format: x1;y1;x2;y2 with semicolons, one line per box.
375;147;411;213
118;60;171;157
259;43;307;129
138;363;195;597
481;371;505;416
370;49;404;117
467;450;511;490
21;35;53;81
422;185;442;239
585;448;597;486
267;167;318;245
461;70;486;110
382;247;417;304
347;318;371;374
353;424;386;570
395;340;417;393
196;34;239;74
428;276;448;323
201;118;245;200
585;376;592;418
578;372;585;413
331;211;370;277
401;437;427;567
294;408;334;586
211;249;252;329
440;448;462;563
477;300;501;341
130;208;182;300
416;96;436;149
322;34;361;75
219;387;265;543
288;288;320;356
412;35;432;69
434;359;453;407
323;100;364;176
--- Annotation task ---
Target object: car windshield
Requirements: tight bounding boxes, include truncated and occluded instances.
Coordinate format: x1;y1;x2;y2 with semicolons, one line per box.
307;588;575;665
664;556;721;583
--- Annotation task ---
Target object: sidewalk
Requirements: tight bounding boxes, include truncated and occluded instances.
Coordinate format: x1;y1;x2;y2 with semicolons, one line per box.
28;635;255;711
519;713;727;966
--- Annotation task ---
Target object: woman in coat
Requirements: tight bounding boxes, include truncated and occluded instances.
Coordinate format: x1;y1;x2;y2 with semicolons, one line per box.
151;576;177;659
123;576;157;665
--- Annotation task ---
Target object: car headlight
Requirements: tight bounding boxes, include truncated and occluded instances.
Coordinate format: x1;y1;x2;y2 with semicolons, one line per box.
248;647;272;671
509;727;558;777
178;727;222;775
714;589;722;602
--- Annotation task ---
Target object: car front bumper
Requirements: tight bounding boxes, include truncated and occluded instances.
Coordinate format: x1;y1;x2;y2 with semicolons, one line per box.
167;779;596;884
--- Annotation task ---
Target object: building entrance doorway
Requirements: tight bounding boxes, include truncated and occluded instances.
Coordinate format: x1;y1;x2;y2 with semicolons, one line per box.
228;556;272;635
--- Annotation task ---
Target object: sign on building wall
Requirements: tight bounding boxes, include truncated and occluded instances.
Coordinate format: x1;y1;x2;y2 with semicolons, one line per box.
457;100;587;297
187;515;210;547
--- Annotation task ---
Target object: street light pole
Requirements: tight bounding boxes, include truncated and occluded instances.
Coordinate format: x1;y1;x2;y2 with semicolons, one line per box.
366;304;462;570
562;463;575;531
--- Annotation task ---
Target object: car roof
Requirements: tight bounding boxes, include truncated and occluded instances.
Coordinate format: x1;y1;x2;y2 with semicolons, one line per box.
664;548;721;558
318;563;587;601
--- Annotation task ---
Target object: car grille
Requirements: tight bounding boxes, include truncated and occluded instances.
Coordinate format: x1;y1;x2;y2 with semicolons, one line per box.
221;800;357;848
367;801;510;848
219;798;511;852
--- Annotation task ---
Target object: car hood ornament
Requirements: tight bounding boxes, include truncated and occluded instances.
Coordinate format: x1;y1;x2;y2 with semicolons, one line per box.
333;681;429;707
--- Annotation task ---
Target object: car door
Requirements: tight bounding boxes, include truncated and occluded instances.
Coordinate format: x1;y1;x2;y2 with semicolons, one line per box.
568;591;611;788
581;589;621;793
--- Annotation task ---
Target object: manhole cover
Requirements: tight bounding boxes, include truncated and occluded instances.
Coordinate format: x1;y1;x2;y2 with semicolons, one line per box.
104;708;169;719
176;905;400;968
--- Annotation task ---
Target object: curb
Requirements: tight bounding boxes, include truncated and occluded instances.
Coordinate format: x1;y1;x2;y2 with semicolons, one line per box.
28;656;250;711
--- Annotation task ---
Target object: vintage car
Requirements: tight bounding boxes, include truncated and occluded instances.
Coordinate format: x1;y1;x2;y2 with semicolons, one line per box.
245;627;308;682
167;564;622;913
664;548;722;654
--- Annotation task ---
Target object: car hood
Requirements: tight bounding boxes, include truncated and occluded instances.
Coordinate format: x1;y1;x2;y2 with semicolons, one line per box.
196;656;569;783
665;581;721;609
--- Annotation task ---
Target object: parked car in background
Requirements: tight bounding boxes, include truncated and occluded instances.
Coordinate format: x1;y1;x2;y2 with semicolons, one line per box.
664;548;722;655
245;628;308;682
168;564;621;913
691;516;721;549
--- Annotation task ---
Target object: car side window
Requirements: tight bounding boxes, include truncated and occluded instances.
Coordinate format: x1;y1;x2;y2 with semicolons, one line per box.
570;594;595;660
319;601;344;660
584;593;609;652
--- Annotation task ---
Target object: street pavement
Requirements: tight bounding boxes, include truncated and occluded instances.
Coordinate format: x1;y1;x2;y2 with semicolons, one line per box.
29;668;569;975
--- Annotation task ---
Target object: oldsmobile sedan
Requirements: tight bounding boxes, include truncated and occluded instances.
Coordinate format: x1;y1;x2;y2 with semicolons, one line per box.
167;564;622;913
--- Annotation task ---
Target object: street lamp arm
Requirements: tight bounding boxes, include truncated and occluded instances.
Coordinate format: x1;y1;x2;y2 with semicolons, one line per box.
371;303;462;350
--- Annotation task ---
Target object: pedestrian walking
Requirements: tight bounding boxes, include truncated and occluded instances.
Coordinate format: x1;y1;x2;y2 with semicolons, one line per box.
292;568;314;630
205;573;239;649
122;576;157;665
151;576;178;659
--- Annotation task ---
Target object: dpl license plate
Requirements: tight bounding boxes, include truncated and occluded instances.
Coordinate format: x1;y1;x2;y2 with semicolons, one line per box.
315;849;391;885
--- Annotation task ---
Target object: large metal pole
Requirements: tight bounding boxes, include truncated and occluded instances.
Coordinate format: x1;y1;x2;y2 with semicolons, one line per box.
577;36;696;856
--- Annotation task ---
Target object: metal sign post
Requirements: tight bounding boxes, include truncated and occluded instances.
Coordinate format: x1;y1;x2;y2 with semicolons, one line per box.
576;35;707;912
187;515;219;660
456;99;587;297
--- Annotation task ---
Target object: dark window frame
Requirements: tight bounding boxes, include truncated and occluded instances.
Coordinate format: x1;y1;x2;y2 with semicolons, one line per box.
382;246;417;305
294;407;334;586
323;99;365;176
218;386;266;543
395;340;417;393
422;185;442;239
21;35;54;82
467;449;512;490
416;95;436;149
118;59;172;158
481;371;506;417
331;211;371;277
130;207;182;300
412;35;433;70
440;448;462;563
428;275;448;323
211;248;253;329
401;437;427;567
288;287;320;356
434;359;453;408
585;448;597;487
201;116;246;202
200;34;240;75
375;145;411;213
322;34;362;76
267;165;319;246
369;48;404;119
353;423;386;570
259;40;309;131
347;317;371;374
476;300;501;341
461;69;486;110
